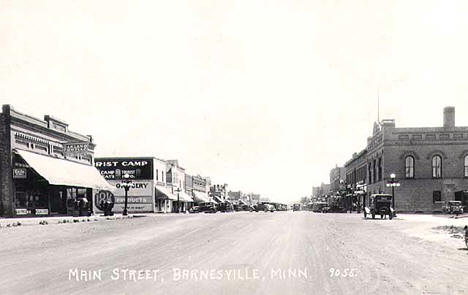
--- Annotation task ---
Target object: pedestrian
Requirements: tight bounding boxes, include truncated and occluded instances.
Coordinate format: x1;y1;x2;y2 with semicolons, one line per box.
464;225;468;249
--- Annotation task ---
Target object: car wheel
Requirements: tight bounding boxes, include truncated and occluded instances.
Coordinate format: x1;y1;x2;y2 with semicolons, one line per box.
372;213;375;219
389;213;393;220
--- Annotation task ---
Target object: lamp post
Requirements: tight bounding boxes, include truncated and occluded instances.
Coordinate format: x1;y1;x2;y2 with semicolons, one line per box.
386;173;400;216
175;187;181;213
122;173;132;216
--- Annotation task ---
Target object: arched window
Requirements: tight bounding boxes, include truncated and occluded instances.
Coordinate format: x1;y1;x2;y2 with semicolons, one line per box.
464;155;468;177
432;155;442;178
405;156;414;178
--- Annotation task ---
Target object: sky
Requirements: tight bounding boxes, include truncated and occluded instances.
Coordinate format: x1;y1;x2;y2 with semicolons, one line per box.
2;0;468;203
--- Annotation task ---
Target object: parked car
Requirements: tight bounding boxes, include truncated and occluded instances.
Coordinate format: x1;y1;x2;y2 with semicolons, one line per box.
442;200;464;215
189;206;201;213
292;204;301;211
254;202;275;212
198;202;217;213
364;194;393;220
312;202;329;213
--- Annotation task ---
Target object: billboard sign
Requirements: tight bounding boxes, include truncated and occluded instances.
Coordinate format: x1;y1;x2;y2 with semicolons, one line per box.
94;180;155;213
95;158;153;180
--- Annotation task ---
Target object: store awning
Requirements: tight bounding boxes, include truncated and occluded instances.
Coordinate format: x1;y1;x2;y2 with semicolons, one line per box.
16;149;114;191
179;192;194;202
155;185;177;201
239;199;248;205
193;191;210;203
213;196;223;203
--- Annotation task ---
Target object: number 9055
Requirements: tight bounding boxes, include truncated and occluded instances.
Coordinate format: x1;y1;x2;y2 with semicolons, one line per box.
329;268;357;278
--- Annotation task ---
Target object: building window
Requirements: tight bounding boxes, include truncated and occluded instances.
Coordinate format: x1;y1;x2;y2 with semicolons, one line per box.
378;158;382;181
373;159;377;183
432;155;442;178
405;156;415;178
465;155;468;177
433;191;441;203
368;164;372;184
156;169;159;181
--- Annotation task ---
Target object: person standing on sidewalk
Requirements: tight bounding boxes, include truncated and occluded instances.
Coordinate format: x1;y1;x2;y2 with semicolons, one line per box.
464;225;468;249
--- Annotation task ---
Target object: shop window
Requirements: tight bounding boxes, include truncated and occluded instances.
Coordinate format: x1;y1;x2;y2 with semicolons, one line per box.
433;191;441;203
15;192;27;208
405;156;415;178
432;155;442;178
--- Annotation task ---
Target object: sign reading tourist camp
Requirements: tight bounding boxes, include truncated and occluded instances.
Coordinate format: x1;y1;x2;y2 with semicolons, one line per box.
95;158;153;180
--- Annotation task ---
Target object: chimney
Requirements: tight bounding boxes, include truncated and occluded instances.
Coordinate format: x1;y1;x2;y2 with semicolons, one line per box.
443;106;455;128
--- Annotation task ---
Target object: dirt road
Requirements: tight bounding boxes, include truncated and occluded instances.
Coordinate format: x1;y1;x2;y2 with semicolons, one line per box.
0;212;467;295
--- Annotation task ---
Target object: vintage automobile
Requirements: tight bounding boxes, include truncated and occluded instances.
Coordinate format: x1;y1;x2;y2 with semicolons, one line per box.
442;201;464;215
312;202;329;213
198;202;217;213
254;202;275;212
188;206;201;213
364;194;394;220
292;204;301;211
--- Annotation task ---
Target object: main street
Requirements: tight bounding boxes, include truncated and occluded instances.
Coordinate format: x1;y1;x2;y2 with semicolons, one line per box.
1;212;467;295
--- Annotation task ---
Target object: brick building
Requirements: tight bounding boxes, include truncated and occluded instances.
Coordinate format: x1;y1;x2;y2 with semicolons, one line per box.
329;166;346;193
166;160;193;212
0;105;112;217
363;107;468;212
344;149;368;192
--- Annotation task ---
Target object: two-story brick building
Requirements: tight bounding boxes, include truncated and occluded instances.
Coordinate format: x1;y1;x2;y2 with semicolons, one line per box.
0;105;112;217
365;107;468;212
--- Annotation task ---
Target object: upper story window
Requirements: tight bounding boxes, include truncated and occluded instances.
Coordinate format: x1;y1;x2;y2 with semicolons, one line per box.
464;156;468;177
378;158;382;181
368;164;372;184
405;156;415;178
432;155;442;178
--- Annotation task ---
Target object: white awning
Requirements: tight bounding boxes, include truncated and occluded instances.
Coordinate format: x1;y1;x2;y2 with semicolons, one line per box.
155;185;177;201
179;192;193;202
193;191;210;203
16;149;114;191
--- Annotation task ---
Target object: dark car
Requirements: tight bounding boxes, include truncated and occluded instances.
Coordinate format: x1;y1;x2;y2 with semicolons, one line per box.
312;202;329;213
442;201;464;215
364;194;393;220
292;204;301;211
198;202;217;213
189;206;201;213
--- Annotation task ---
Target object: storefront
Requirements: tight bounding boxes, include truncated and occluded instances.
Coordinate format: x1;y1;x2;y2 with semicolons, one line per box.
12;149;113;217
94;157;156;214
0;105;110;217
155;185;176;213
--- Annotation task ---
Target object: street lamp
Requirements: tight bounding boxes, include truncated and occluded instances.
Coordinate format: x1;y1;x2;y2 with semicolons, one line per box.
386;173;400;216
174;187;181;213
121;173;132;216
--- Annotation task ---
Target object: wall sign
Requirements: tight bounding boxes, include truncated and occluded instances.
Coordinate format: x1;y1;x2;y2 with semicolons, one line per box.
12;168;27;179
95;158;153;180
63;142;89;156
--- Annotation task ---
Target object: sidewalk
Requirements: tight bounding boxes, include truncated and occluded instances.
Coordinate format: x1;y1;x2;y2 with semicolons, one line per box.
0;213;136;227
0;211;245;228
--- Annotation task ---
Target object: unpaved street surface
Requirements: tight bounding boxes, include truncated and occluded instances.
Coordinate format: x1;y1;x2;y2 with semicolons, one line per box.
1;212;467;295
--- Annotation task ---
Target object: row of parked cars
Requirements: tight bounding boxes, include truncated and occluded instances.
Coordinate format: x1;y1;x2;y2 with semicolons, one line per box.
189;202;278;213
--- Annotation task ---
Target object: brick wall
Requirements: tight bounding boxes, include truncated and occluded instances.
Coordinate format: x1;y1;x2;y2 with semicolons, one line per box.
0;106;14;217
366;141;468;212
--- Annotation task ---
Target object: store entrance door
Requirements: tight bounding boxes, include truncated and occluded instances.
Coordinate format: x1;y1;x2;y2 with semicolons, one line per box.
50;187;67;214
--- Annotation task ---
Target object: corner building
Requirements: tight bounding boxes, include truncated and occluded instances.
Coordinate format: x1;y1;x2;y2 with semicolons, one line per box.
366;107;468;212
